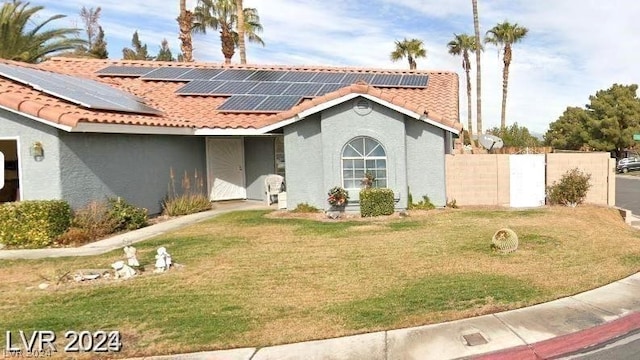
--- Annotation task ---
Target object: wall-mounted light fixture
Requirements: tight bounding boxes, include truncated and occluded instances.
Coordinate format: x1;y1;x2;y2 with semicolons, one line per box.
30;141;44;158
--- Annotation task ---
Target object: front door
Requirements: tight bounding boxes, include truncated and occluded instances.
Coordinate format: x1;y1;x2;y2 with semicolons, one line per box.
206;138;246;201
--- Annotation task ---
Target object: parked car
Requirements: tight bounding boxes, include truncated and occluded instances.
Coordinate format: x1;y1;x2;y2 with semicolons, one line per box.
617;157;640;173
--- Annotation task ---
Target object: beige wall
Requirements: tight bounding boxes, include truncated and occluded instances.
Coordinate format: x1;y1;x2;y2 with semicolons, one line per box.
445;153;615;207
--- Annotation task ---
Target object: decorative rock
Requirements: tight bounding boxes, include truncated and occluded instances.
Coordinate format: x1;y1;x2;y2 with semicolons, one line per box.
111;261;137;279
123;246;140;267
326;211;341;220
154;247;172;273
0;243;5;250
38;283;49;290
398;210;409;217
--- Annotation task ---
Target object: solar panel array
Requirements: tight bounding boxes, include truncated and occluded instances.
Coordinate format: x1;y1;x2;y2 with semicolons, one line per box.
95;65;429;113
0;63;162;115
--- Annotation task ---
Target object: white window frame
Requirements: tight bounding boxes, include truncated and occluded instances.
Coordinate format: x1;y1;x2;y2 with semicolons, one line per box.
341;136;387;190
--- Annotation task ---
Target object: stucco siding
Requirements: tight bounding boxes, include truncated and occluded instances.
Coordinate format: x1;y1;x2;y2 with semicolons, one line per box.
321;98;407;210
244;137;276;201
283;113;324;209
59;132;205;214
0;109;63;201
406;120;447;207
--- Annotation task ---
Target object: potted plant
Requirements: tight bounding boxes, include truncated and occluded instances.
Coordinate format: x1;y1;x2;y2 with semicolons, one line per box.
327;186;349;210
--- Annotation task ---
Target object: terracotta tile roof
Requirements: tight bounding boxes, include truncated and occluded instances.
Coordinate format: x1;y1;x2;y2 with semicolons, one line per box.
0;57;460;132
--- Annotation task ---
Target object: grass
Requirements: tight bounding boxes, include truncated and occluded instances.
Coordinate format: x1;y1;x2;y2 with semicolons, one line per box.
1;205;639;358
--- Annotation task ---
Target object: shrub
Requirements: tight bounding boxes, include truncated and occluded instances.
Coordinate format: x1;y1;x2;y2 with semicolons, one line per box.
108;197;148;231
360;188;394;217
446;198;459;209
291;203;320;213
55;227;92;246
408;195;436;210
162;168;212;216
546;168;591;207
0;200;72;248
71;201;118;239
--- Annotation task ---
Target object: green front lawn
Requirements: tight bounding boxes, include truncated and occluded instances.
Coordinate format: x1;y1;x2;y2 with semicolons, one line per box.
2;206;639;358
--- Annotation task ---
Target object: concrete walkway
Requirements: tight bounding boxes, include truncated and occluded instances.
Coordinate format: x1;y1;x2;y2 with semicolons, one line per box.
2;202;639;359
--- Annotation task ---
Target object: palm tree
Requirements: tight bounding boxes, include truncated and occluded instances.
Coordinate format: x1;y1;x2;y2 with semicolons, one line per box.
193;0;264;64
0;1;86;63
448;33;480;139
177;0;194;62
472;0;483;139
485;21;528;128
390;38;426;70
236;0;246;64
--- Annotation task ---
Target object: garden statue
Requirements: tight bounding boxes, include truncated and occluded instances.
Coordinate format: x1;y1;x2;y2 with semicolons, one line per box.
111;261;137;279
123;245;139;267
154;247;172;273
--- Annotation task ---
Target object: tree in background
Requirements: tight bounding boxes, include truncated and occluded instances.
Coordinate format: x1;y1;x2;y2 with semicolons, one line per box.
192;0;264;64
122;31;152;60
390;38;426;70
544;84;640;158
487;122;540;148
471;0;483;139
177;0;194;62
156;39;175;61
236;0;246;64
448;33;480;141
0;1;86;63
484;21;528;128
89;26;108;59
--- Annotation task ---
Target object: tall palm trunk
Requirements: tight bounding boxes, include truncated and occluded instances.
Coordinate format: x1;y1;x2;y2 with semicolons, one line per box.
236;0;246;64
463;51;473;137
178;0;193;62
500;45;512;128
220;27;235;64
472;0;482;139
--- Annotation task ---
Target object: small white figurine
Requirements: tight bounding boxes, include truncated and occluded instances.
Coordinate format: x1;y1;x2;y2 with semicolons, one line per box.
154;247;172;273
111;261;137;279
123;245;139;267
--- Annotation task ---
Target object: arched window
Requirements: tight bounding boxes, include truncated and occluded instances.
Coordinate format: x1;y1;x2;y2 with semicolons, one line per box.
341;137;387;189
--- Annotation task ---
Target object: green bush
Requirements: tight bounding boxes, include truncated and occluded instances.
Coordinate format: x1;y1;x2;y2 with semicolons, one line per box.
291;203;320;213
360;188;394;217
546;168;591;207
408;195;436;210
108;197;148;231
0;200;72;248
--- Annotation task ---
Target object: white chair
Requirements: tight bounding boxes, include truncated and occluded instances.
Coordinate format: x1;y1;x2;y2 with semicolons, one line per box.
264;174;285;205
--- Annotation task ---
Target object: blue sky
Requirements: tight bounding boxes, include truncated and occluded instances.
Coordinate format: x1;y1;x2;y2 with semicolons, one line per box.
38;0;640;134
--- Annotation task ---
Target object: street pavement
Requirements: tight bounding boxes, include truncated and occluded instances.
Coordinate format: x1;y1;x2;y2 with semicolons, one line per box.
2;200;639;359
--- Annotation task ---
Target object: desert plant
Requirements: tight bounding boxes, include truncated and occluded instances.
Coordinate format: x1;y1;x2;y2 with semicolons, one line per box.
446;199;459;209
491;228;519;253
108;197;148;231
408;195;436;210
162;168;212;216
360;188;394;217
55;227;92;246
71;200;118;238
546;168;591;207
291;203;320;213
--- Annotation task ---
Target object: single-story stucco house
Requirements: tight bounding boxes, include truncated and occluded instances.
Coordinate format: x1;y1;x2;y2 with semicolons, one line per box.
0;57;461;214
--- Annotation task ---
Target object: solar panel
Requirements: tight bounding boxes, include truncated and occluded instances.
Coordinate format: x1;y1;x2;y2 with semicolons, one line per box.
176;80;225;95
370;74;403;87
96;65;154;76
278;71;317;83
212;69;255;81
282;82;324;97
0;63;162;115
177;68;224;80
311;72;346;83
246;82;292;95
315;83;346;96
341;73;375;84
217;95;268;111
246;70;286;82
254;96;302;112
211;81;259;95
399;74;429;87
140;67;192;80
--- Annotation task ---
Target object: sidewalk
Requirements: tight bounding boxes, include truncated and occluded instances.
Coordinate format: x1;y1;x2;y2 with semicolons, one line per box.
0;200;269;260
2;202;639;359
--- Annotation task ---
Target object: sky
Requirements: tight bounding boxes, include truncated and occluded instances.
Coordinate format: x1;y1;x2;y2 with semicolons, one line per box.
37;0;640;135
